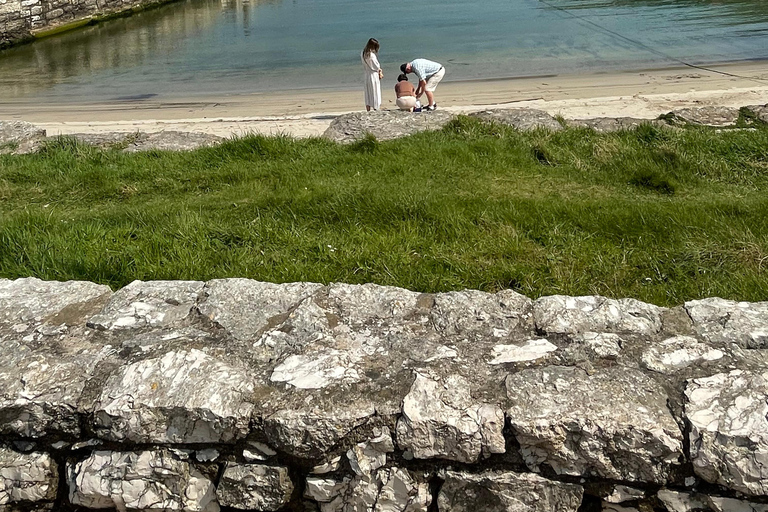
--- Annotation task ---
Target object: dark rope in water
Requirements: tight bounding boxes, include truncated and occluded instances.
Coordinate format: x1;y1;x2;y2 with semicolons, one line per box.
538;0;768;85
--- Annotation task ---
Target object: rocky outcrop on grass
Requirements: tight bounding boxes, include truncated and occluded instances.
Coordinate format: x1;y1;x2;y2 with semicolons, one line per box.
322;109;456;143
2;276;768;511
322;103;767;141
0;120;46;154
67;131;223;152
0;122;222;154
2;103;766;152
468;108;563;131
662;106;742;127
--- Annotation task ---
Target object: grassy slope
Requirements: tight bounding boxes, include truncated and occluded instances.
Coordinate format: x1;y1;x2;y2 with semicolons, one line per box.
1;117;767;306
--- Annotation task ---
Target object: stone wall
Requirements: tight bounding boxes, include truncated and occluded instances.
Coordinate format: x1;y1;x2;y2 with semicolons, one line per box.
1;276;768;511
0;0;170;48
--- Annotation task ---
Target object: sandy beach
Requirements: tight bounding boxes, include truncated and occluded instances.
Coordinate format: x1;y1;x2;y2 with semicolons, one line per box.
2;60;767;138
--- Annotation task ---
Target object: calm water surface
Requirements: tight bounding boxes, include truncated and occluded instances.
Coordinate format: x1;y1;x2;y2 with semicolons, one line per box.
0;0;767;102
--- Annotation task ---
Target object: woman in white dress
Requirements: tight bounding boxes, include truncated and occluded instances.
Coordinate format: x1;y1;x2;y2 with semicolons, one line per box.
361;38;382;111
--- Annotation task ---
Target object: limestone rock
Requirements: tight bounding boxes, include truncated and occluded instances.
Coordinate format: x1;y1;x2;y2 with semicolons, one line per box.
323;110;455;143
685;370;768;495
707;496;768;512
88;280;204;330
305;467;430;512
0;277;110;329
431;288;534;342
468;108;563;131
304;477;348;503
602;505;639;512
68;450;219;511
567;117;667;132
604;485;644;503
396;373;505;463
126;131;223;152
657;489;709;512
743;104;768;125
263;403;376;459
196;278;323;345
0;121;46;155
347;427;394;477
664;106;740;127
92;349;255;443
571;332;622;359
271;349;362;389
0;344;108;438
657;489;768;512
216;463;293;511
488;339;558;364
437;470;583;512
0;448;57;506
534;295;665;335
641;335;724;374
506;366;683;483
0;279;113;438
685;298;768;348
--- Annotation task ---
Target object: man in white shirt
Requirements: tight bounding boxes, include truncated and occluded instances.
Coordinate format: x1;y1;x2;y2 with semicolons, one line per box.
400;59;445;111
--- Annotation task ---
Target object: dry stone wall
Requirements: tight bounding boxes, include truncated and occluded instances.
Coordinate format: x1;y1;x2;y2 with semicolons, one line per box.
1;276;768;511
0;0;172;48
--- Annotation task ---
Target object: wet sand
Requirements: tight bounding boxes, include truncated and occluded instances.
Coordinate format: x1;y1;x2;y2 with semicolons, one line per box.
2;61;767;138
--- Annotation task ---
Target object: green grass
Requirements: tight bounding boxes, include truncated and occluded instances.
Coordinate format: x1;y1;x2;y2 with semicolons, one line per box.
1;117;767;305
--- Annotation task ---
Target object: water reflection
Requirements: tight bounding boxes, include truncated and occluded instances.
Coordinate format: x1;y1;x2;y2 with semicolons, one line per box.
0;0;272;98
0;0;766;102
549;0;768;20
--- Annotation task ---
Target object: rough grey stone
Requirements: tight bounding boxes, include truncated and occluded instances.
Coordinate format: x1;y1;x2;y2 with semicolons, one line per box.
216;463;293;511
657;489;709;512
92;349;255;443
707;496;768;512
468;108;563;131
488;338;558;364
0;448;57;506
0;280;113;438
657;489;768;512
506;366;683;483
570;332;623;359
347;426;394;477
437;470;583;512
685;370;768;495
305;467;431;512
641;335;724;374
534;295;665;335
567;117;667;132
604;485;644;503
323;110;455;143
431;288;534;341
602;505;639;512
259;282;514;459
196;278;323;347
68;449;219;511
0;277;110;329
397;373;505;463
263;402;377;460
88;279;204;330
664;106;740;127
0;121;45;154
685;298;768;348
743;104;768;124
66;131;223;152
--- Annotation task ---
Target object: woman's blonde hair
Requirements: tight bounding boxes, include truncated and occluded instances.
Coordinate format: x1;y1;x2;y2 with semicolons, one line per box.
362;38;380;57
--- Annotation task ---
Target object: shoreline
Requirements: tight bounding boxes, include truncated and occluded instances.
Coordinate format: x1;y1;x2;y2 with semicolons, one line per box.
2;60;767;138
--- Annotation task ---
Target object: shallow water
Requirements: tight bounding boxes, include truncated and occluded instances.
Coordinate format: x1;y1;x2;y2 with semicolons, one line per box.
0;0;767;102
